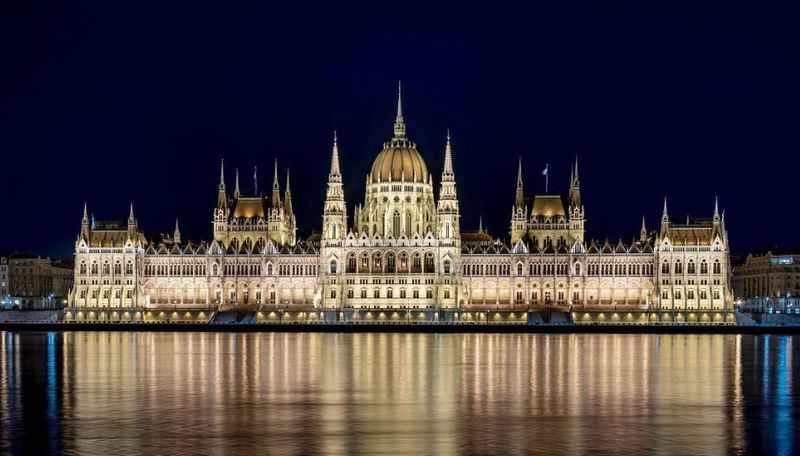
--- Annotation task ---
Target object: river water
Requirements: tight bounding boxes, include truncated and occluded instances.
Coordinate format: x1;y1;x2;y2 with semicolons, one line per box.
0;332;797;455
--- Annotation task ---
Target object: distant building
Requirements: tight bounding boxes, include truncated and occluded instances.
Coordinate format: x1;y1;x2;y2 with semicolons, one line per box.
733;252;800;313
7;254;73;309
0;257;8;302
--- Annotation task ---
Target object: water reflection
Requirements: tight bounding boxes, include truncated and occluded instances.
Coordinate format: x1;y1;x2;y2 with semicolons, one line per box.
0;332;798;455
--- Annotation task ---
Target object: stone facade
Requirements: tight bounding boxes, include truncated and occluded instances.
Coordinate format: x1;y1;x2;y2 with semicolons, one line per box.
68;85;734;320
733;253;800;312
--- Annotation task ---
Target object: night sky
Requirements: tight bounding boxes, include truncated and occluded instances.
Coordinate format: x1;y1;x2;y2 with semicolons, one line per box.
1;2;798;258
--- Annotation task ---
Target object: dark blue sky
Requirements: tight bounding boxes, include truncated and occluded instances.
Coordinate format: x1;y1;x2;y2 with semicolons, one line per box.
1;2;798;257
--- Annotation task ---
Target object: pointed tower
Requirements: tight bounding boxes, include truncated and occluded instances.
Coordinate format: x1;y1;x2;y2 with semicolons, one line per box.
217;159;227;209
321;131;348;311
174;218;181;244
322;131;347;242
640;216;647;242
284;168;294;223
81;202;91;241
437;130;460;243
127;202;137;240
510;157;528;244
660;197;670;237
234;168;241;199
569;156;581;208
393;81;406;139
213;159;230;242
271;159;281;208
712;196;724;241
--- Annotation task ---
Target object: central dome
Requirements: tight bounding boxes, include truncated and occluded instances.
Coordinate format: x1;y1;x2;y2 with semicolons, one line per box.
370;140;429;184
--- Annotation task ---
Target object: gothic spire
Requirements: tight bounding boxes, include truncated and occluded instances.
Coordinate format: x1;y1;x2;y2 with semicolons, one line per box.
234;168;241;199
217;159;227;209
662;197;669;220
271;158;281;208
128;202;135;225
714;195;720;220
393;81;406;138
479;215;484;233
438;131;458;203
218;159;225;190
443;129;454;177
515;157;525;208
329;130;342;179
173;218;181;244
82;202;89;224
284;168;293;216
569;156;581;208
640;216;647;242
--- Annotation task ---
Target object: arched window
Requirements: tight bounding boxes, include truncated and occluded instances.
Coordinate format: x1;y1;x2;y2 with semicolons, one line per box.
329;259;338;274
674;261;682;274
392;211;401;238
373;253;383;273
713;260;721;274
700;260;708;274
114;263;121;275
445;223;451;239
266;263;273;275
661;261;669;274
386;253;396;273
687;260;696;274
412;254;422;273
347;255;357;273
443;259;451;274
517;263;523;276
212;263;219;275
424;254;435;273
574;262;581;275
80;263;87;274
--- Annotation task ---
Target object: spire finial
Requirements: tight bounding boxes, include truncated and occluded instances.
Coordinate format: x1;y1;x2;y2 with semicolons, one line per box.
573;156;580;183
443;129;454;176
714;195;720;219
271;158;281;208
479;215;483;233
285;168;291;194
82;201;89;222
128;202;135;223
330;130;341;177
640;215;647;241
234;168;241;198
515;157;525;208
173;217;181;244
219;158;225;189
393;81;406;138
662;196;669;219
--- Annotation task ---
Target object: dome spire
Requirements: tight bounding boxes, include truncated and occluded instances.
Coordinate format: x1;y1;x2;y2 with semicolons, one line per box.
393;81;406;138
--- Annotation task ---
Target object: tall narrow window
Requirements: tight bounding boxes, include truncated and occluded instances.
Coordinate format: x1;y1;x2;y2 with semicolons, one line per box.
393;211;401;238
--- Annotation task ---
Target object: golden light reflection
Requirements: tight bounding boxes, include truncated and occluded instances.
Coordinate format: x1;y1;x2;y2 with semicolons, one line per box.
0;332;793;454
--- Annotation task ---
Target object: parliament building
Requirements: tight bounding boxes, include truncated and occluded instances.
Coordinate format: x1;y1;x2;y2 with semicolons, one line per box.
68;85;734;324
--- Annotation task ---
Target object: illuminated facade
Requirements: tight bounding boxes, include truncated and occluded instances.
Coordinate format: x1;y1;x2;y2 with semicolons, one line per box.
69;85;734;321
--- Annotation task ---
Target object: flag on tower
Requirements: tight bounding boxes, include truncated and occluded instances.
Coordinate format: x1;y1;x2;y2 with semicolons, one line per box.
542;163;549;193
